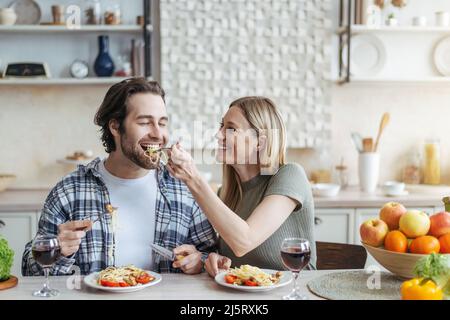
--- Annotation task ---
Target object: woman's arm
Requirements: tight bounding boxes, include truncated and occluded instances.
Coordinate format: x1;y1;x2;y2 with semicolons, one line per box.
167;146;298;257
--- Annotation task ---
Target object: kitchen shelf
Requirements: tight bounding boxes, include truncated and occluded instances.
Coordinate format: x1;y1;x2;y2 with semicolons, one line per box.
337;25;450;35
0;77;153;85
333;76;450;84
0;25;152;33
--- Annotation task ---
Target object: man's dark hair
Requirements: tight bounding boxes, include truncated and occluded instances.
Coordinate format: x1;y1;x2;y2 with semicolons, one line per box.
94;77;165;153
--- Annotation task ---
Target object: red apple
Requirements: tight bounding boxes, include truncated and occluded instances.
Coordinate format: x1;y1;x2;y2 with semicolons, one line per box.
429;212;450;238
360;219;389;247
379;202;407;230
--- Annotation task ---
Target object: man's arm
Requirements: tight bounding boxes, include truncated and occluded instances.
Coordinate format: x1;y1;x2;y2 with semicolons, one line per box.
187;202;218;260
22;189;77;276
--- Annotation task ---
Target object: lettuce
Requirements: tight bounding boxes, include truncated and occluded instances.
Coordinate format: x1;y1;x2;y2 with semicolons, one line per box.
0;237;14;281
414;253;450;296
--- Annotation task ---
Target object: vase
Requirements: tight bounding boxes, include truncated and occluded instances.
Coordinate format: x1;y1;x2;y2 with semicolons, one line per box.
0;8;17;25
94;35;115;77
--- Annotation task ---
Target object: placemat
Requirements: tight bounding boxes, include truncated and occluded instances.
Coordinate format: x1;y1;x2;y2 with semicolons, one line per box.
307;270;403;300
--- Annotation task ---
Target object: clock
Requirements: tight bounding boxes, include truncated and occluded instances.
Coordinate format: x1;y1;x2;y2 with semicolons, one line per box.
70;60;89;79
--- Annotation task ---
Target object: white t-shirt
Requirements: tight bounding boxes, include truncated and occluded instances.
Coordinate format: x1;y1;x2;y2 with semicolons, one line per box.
98;160;157;270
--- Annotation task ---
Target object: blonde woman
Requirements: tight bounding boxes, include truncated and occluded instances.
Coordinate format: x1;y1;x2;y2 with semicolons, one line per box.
167;96;316;276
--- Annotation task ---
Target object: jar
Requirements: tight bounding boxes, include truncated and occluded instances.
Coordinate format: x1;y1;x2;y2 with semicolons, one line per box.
0;8;17;25
334;158;349;189
423;139;441;185
104;3;121;25
310;149;332;183
402;150;421;184
84;0;101;25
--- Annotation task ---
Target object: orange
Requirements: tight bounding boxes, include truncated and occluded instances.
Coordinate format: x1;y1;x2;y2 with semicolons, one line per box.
384;230;408;253
409;236;440;254
439;233;450;253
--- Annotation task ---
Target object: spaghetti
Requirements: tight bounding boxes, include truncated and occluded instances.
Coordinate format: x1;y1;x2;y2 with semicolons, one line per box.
225;265;282;287
97;265;154;287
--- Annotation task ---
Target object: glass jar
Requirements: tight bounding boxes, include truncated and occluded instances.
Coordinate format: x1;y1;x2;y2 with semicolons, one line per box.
423;139;441;185
104;3;121;25
334;158;349;189
310;149;332;183
402;150;421;184
84;0;102;25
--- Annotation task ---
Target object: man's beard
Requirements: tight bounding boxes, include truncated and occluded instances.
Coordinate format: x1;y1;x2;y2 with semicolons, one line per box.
120;134;159;170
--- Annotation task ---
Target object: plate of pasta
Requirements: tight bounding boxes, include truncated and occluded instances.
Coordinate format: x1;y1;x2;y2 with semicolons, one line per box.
83;265;162;293
215;265;292;292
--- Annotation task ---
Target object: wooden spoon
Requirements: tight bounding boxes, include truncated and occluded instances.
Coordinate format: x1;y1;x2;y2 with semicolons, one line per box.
362;138;374;152
374;112;390;152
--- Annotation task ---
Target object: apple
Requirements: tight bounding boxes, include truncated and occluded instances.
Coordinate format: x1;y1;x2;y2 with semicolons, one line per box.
429;212;450;238
399;210;430;238
379;202;407;230
360;219;389;247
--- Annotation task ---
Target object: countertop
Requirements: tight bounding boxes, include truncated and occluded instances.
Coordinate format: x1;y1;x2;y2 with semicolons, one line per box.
0;270;333;300
0;186;448;212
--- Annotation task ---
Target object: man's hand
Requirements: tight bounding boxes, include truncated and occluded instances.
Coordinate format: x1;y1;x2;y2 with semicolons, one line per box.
172;244;203;275
57;220;92;257
204;253;232;277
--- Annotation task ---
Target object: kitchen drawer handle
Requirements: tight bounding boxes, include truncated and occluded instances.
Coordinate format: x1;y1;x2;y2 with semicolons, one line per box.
314;217;323;225
0;220;4;227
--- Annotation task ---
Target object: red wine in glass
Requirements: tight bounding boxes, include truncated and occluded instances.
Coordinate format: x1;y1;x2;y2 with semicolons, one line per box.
281;247;311;272
32;246;61;267
280;238;310;300
31;235;61;297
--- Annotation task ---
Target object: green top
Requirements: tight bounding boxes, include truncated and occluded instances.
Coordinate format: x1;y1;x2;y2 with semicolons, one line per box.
218;163;317;270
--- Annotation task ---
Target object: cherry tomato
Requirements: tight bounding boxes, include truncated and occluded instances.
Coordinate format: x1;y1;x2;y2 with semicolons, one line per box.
244;279;258;286
100;280;120;287
225;275;237;284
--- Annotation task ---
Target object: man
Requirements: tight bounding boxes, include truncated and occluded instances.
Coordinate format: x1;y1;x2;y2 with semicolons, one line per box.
22;78;217;276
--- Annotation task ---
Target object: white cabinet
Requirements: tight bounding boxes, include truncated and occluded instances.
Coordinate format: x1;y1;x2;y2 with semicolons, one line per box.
314;209;355;244
0;212;38;277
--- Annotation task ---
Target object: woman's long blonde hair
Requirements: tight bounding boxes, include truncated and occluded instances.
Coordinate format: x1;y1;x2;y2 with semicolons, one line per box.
219;96;287;210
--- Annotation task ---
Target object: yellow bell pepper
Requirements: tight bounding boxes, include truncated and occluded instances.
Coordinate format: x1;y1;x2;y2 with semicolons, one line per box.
401;278;443;300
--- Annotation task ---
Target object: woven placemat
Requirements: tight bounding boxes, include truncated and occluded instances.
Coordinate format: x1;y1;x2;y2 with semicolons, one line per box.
307;270;403;300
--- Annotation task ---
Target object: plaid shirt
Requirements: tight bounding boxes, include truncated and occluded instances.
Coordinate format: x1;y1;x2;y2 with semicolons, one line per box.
22;158;217;276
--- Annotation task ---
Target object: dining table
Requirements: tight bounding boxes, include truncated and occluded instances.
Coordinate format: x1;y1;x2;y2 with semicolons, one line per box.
0;270;339;300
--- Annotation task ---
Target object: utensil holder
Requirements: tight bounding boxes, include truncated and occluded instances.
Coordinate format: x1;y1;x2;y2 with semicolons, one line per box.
358;152;380;193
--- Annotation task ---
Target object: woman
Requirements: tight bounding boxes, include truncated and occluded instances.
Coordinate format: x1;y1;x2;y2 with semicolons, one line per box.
167;96;316;277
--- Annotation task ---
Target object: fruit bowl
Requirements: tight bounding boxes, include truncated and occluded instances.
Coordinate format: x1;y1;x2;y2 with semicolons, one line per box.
362;242;450;279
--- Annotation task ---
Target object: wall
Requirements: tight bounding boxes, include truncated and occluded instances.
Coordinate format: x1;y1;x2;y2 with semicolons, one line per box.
1;0;450;189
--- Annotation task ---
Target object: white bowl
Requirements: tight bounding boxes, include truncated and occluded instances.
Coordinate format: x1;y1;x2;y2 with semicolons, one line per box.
382;181;405;196
312;183;340;197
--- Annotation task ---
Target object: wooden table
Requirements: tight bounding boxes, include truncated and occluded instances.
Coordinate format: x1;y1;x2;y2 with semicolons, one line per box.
0;270;339;300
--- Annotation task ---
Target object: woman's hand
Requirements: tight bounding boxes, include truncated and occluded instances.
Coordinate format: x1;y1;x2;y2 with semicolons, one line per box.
204;253;232;278
166;143;201;185
172;244;203;275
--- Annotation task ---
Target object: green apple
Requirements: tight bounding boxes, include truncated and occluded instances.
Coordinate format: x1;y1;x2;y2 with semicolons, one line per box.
399;210;430;238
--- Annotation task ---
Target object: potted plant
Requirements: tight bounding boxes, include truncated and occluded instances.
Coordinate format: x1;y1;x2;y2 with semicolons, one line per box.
0;235;14;284
386;13;398;26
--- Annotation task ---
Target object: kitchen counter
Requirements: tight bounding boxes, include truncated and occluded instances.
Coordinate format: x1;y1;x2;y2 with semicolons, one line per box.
0;270;334;300
0;186;448;212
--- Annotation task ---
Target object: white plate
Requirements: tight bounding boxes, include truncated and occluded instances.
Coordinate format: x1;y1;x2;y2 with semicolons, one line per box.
434;36;450;76
341;34;386;76
9;0;41;25
83;270;162;293
214;269;292;292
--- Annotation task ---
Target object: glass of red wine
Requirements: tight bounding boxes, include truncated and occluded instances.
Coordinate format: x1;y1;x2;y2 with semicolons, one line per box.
280;237;311;300
31;235;61;297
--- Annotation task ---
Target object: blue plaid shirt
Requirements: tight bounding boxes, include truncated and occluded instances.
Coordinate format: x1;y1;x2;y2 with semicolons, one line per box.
22;158;217;276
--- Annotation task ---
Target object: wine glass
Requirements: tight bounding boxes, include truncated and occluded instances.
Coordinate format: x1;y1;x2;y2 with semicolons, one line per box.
31;235;61;297
280;237;311;300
